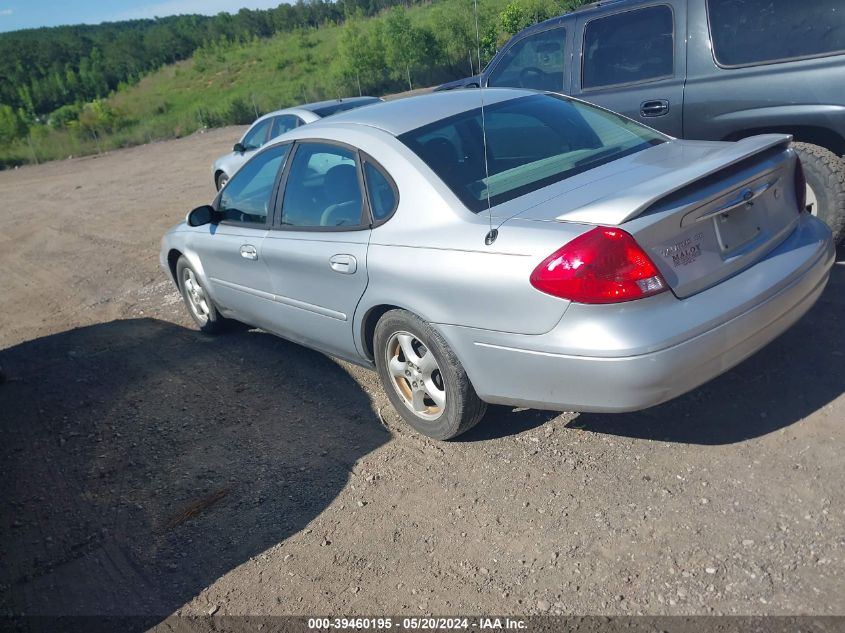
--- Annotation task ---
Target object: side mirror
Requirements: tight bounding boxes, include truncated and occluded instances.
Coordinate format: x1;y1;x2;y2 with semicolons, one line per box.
233;142;246;153
186;205;218;227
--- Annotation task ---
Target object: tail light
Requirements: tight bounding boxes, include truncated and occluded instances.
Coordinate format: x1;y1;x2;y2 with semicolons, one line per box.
530;227;667;304
794;158;807;214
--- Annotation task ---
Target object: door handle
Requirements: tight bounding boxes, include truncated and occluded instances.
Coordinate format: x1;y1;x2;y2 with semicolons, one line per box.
329;254;357;274
640;99;670;117
240;244;258;260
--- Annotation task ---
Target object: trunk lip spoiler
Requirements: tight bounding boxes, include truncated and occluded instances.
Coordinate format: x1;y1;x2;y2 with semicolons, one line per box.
554;134;793;226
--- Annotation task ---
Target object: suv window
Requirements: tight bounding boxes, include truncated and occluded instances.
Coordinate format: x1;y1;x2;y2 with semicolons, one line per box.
270;115;300;139
281;143;365;228
582;5;674;89
488;27;566;91
707;0;845;67
219;144;289;224
241;118;272;150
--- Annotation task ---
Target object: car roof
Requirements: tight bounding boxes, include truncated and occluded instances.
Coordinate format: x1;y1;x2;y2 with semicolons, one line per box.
249;96;382;126
307;88;537;136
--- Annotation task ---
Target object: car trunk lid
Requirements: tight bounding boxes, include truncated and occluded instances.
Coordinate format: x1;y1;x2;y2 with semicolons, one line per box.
498;135;801;298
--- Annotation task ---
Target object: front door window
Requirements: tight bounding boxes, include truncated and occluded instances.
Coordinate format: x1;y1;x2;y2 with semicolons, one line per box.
219;144;289;225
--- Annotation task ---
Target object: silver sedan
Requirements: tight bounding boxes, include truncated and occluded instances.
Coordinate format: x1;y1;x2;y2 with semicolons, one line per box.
211;96;382;191
162;89;835;440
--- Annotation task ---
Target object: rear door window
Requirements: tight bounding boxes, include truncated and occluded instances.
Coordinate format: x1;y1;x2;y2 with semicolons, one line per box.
280;143;365;228
487;26;566;92
582;5;674;89
707;0;845;67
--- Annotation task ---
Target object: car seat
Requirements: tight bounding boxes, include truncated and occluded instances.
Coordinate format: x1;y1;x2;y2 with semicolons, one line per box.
320;164;363;226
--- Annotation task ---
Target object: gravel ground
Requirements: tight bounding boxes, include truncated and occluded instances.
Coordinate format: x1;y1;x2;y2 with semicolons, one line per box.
0;128;843;624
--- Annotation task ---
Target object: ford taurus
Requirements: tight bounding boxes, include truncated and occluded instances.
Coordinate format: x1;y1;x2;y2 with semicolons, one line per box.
161;89;835;439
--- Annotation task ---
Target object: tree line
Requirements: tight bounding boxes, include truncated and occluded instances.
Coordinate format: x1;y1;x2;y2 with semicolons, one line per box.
0;0;587;167
0;0;418;124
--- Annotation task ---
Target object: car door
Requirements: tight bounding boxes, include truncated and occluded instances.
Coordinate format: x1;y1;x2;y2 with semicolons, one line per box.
571;2;685;137
485;22;571;94
260;141;373;360
192;143;290;330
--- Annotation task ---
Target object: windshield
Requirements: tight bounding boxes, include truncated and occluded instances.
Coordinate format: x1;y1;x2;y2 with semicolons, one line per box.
398;93;667;212
311;98;381;118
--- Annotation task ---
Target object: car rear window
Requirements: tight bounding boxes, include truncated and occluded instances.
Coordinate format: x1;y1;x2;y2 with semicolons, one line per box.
311;98;381;118
707;0;845;67
398;94;667;213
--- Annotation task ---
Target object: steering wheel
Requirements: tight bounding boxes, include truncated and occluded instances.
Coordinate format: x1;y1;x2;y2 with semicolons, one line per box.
519;67;545;90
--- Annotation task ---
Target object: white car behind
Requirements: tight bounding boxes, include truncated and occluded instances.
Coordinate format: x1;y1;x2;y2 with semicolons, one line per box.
212;96;382;190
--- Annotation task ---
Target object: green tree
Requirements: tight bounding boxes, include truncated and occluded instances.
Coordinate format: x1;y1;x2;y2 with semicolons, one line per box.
432;1;479;75
72;99;119;153
383;7;438;91
499;0;557;37
48;103;83;130
0;105;27;144
338;13;371;95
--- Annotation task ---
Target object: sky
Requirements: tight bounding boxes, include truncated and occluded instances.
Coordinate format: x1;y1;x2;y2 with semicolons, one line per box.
0;0;287;33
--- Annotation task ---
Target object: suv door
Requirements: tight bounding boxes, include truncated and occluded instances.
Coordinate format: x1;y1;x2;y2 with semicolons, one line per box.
192;143;290;329
486;22;571;93
684;0;845;143
571;2;685;137
261;141;373;360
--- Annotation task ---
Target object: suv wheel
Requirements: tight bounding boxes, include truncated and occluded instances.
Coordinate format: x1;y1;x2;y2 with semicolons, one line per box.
792;142;845;243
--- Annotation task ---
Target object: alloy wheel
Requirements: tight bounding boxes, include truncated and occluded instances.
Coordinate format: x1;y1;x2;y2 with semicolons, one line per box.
384;331;446;421
182;268;210;323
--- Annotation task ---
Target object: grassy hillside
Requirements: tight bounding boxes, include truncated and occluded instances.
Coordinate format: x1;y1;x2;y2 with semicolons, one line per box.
1;0;583;168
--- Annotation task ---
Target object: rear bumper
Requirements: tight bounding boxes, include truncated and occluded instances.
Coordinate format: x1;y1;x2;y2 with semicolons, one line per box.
436;215;835;412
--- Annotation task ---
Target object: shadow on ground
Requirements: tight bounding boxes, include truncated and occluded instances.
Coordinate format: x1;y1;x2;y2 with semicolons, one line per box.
0;319;389;625
569;250;845;445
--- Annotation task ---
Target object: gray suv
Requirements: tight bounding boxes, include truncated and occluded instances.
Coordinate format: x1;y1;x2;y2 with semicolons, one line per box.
438;0;845;242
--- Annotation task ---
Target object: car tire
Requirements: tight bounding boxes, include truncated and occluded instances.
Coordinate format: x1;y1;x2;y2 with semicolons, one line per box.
792;142;845;243
374;309;486;440
215;171;229;191
176;256;228;334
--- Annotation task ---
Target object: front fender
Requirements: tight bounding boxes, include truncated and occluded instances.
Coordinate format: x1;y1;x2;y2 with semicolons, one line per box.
160;230;213;302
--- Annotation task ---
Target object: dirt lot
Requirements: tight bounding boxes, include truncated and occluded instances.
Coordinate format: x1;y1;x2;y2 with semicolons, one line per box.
1;128;844;623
